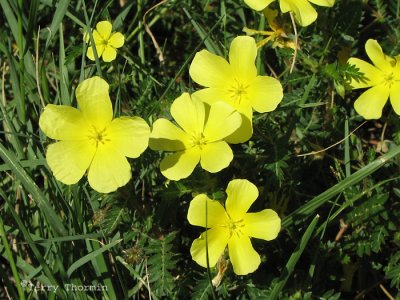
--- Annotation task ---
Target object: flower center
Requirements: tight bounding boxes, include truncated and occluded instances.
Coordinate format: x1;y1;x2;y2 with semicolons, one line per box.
191;132;207;149
88;126;110;147
228;81;249;106
226;218;245;238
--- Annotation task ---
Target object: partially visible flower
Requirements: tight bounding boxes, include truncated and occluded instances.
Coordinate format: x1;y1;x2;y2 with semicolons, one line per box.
149;93;241;180
189;36;283;143
85;21;124;62
244;0;335;27
39;76;150;193
244;8;297;50
348;39;400;119
188;179;281;275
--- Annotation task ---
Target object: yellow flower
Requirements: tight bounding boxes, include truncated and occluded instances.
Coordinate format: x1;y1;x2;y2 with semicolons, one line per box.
39;76;150;193
189;36;283;143
348;39;400;119
244;8;297;50
85;21;124;62
188;179;281;275
149;93;241;180
244;0;335;27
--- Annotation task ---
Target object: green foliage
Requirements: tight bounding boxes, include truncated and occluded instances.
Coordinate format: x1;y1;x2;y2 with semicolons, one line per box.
145;231;178;298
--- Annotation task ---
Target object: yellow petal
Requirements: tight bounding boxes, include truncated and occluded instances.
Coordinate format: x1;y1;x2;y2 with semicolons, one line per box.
248;76;283;113
190;227;230;268
308;0;335;6
280;0;317;27
149;118;191;151
243;209;281;240
365;39;395;72
229;36;257;83
107;116;150;158
109;32;124;48
191;87;230;106
189;50;233;88
87;143;131;193
102;46;117;62
93;30;104;44
244;0;275;11
390;82;400;116
225;107;253;144
347;58;383;89
46;140;96;185
96;21;112;40
170;93;205;135
187;194;228;228
76;76;113;129
354;85;390;119
39;105;90;140
203;102;241;142
87;45;105;61
225;179;259;220
228;234;260;275
160;148;201;180
200;141;233;173
83;31;90;43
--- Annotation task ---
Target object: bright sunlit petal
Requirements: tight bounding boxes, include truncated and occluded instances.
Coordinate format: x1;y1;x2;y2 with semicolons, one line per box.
149;118;191;151
248;76;283;113
107;116;150;158
229;36;257;83
354;84;390;119
244;0;275;11
389;82;400;116
347;58;383;89
96;21;113;40
170;93;205;135
87;143;131;193
203;102;242;142
200;141;233;173
102;46;117;62
228;234;261;275
189;50;233;88
46;140;96;185
190;227;230;268
187;194;228;228
160;148;201;180
280;0;318;27
243;209;281;240
39;105;90;140
76;76;113;129
109;32;125;48
365;39;395;72
308;0;335;6
225;179;259;220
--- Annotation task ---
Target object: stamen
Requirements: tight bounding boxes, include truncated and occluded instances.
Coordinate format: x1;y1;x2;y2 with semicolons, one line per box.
88;126;110;147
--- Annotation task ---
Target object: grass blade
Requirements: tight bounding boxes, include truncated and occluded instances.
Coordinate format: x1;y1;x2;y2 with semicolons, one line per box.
282;145;400;228
0;144;67;236
269;215;320;299
67;239;122;277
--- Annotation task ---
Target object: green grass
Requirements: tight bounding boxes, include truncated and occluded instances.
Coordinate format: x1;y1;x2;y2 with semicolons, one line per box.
1;0;400;299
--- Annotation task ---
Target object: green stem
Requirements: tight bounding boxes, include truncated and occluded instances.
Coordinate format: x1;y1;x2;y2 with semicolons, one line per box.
17;0;26;124
0;216;26;300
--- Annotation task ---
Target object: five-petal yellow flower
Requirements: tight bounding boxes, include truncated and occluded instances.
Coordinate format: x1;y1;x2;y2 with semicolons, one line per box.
39;76;150;193
149;93;241;180
348;39;400;120
244;0;335;27
189;36;283;143
188;179;281;275
85;21;125;62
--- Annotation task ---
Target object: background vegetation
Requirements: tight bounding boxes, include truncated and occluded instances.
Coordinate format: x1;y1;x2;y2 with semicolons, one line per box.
1;0;400;299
